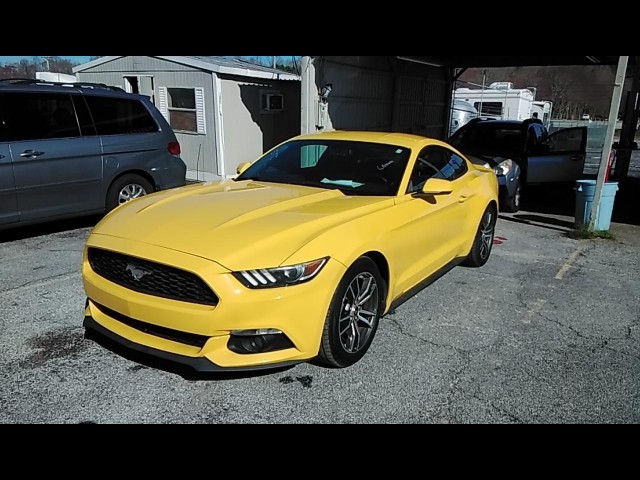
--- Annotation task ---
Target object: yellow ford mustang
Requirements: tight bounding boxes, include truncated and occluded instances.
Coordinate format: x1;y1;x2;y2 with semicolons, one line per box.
82;131;498;372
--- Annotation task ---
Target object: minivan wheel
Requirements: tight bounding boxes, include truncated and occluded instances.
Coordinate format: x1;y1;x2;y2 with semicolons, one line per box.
106;174;154;211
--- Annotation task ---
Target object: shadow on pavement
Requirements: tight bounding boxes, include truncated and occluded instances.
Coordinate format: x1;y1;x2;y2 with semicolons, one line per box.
0;214;103;244
517;179;639;228
499;214;572;233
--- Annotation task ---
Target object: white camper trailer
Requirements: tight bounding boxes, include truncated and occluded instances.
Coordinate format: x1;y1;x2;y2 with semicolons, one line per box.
531;100;554;126
454;82;534;122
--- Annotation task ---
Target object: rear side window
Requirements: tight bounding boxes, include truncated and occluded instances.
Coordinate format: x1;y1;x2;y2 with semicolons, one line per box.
0;92;81;141
85;96;159;136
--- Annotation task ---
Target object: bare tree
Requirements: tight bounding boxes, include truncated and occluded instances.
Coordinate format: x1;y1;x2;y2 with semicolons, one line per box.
547;71;571;118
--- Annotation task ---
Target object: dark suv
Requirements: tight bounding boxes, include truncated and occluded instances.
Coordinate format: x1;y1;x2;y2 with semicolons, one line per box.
0;79;187;230
449;118;587;212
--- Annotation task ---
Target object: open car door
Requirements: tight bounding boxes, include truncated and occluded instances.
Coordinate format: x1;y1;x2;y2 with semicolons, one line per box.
527;127;588;183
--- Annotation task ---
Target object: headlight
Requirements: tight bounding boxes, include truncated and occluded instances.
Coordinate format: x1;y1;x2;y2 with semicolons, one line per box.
494;159;514;177
233;258;328;289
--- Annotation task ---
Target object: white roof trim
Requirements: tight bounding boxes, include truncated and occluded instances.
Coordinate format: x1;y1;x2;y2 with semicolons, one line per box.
73;56;300;81
72;56;124;73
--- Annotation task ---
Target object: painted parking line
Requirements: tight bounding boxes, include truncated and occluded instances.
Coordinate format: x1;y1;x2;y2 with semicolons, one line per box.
555;246;585;280
493;236;508;246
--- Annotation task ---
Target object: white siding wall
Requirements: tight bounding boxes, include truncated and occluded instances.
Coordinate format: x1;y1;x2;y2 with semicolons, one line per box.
219;75;300;176
77;58;219;181
77;56;301;180
220;78;265;175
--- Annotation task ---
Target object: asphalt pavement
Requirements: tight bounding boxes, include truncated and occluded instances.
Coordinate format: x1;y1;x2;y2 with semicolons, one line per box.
1;202;638;424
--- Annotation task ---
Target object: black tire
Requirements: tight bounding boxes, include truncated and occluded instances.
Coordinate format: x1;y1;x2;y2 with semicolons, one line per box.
317;257;385;368
106;174;154;212
501;179;522;213
463;205;497;268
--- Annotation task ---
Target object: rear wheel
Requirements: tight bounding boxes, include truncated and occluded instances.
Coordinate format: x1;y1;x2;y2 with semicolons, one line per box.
318;257;385;368
106;174;153;211
464;205;497;268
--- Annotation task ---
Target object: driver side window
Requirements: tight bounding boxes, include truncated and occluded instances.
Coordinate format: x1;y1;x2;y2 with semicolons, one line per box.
407;146;450;194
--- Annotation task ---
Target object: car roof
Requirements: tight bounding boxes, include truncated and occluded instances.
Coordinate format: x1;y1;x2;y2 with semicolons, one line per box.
0;79;134;99
294;130;446;149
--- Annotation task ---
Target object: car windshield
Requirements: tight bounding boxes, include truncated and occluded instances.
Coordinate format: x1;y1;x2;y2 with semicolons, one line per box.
450;123;524;154
236;139;411;196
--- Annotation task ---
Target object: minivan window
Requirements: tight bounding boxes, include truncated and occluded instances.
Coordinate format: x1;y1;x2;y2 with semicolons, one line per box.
71;95;97;137
0;92;81;141
84;96;159;136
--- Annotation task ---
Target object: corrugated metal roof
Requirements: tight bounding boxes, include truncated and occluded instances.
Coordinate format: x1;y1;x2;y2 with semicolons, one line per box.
73;56;300;81
187;56;295;75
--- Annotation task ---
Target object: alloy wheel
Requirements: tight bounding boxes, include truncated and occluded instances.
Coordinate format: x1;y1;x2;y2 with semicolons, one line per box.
338;272;379;354
479;211;495;261
118;184;147;204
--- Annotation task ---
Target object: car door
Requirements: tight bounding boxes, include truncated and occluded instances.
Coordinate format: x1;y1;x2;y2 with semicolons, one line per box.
527;127;587;183
390;146;472;295
0;143;19;226
5;91;103;222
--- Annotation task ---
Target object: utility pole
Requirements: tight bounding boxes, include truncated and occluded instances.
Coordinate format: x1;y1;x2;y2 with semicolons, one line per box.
273;56;277;69
589;56;629;231
613;57;640;181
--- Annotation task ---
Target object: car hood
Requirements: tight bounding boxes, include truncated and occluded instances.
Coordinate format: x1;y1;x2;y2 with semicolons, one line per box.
92;180;394;270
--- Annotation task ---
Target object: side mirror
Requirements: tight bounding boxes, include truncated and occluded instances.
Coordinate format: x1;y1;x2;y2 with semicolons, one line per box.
421;178;453;195
236;162;252;175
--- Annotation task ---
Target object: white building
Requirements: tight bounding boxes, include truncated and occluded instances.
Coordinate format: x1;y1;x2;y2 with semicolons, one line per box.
74;56;300;181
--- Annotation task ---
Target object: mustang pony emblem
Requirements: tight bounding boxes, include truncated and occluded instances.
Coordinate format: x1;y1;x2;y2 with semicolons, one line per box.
126;264;152;282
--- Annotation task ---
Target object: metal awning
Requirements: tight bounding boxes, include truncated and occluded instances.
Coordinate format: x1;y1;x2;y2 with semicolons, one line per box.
399;56;629;68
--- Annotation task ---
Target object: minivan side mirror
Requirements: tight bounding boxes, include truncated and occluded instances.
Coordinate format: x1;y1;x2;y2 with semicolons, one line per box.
236;162;252;175
421;178;453;195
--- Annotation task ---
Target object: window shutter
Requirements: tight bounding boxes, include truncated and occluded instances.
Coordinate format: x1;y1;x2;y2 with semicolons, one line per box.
157;86;169;121
195;87;207;134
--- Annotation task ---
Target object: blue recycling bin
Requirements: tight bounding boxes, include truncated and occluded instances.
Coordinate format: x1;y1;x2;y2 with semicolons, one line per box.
575;180;619;231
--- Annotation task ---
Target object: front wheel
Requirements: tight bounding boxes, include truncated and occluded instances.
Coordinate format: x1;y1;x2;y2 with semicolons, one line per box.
317;257;385;368
501;180;522;213
463;205;497;268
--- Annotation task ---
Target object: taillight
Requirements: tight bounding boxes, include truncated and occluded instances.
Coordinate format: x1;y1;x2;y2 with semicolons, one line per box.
168;141;181;156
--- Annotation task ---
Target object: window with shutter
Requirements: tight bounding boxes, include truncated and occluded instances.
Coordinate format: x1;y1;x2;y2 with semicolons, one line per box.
195;87;206;134
157;87;169;122
162;87;207;134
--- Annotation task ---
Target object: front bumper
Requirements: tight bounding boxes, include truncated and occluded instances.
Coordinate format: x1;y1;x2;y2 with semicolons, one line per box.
83;316;300;372
82;233;345;371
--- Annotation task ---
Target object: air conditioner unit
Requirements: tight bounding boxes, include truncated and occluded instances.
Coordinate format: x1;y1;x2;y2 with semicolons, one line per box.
262;93;284;112
489;82;514;90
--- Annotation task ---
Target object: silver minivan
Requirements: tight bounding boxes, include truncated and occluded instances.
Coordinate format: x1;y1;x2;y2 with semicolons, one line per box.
0;79;186;230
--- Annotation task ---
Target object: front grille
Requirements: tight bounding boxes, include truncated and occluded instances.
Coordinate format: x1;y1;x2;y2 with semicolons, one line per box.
88;247;218;306
92;301;209;348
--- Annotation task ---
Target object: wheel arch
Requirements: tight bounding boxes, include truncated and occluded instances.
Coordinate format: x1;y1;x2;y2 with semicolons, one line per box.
107;169;158;196
104;170;158;211
359;250;390;312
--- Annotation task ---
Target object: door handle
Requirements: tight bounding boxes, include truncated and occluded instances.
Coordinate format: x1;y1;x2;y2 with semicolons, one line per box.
20;150;45;158
458;195;468;204
570;155;583;162
0;154;4;159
